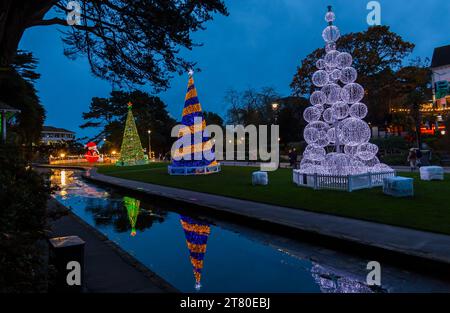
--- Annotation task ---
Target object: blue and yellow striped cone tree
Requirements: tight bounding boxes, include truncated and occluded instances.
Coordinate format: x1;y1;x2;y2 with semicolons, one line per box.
179;215;211;291
168;72;220;175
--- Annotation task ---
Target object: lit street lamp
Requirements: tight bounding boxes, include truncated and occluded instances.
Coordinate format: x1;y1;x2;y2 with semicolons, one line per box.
272;102;279;123
147;130;152;160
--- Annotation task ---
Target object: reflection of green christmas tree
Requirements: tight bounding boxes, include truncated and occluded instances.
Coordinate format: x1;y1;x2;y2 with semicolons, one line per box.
117;102;148;166
123;196;140;237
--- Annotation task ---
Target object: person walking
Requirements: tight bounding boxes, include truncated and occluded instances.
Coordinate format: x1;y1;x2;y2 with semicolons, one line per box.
289;149;298;168
415;148;423;167
407;148;417;172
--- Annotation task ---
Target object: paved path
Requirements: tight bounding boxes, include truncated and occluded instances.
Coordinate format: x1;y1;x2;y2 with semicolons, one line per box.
85;168;450;266
48;198;177;293
221;161;450;173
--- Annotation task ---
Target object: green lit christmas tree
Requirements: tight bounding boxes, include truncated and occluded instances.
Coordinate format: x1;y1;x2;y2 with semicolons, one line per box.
116;102;148;166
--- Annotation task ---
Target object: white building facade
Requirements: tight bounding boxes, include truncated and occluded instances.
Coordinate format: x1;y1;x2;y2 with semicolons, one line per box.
41;126;75;144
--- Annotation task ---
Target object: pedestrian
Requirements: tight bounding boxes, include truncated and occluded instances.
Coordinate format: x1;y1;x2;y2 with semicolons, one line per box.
288;149;297;168
415;148;423;167
407;148;417;172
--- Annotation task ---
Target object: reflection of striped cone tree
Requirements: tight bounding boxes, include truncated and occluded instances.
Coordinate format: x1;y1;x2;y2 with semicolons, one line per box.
168;72;220;175
179;215;211;291
123;197;140;237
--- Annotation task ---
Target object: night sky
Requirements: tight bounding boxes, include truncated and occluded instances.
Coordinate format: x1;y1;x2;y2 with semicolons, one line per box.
19;0;450;139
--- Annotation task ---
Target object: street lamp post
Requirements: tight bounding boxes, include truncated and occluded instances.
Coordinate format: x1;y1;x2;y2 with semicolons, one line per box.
272;102;279;123
147;130;152;160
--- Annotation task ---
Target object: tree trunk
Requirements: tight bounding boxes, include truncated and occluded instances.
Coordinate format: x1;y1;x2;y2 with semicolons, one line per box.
414;103;422;149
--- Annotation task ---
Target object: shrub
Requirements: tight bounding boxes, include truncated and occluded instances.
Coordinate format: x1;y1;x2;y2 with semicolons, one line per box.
0;145;50;292
371;136;408;154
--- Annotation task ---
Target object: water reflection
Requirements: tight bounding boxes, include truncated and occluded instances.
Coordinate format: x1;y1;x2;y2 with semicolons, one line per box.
311;263;375;293
180;215;211;291
46;169;450;293
50;169;107;199
124;197;140;237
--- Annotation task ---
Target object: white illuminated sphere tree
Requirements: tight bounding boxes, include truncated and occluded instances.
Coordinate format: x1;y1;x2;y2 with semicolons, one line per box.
300;7;393;176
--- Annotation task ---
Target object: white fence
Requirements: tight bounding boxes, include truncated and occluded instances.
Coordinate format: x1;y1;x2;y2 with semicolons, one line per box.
293;170;396;192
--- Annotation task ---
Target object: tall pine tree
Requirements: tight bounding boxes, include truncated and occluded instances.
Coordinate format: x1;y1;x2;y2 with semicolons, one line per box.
117;102;148;166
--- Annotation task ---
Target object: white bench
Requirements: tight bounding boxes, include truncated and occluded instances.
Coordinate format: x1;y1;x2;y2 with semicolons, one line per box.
383;176;414;197
419;166;444;181
252;171;268;186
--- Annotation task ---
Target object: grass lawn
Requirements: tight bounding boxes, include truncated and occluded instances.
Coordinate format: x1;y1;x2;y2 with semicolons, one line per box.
97;163;450;235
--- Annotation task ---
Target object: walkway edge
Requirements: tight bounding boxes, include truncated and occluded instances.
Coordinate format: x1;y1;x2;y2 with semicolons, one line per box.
47;197;179;293
83;167;450;267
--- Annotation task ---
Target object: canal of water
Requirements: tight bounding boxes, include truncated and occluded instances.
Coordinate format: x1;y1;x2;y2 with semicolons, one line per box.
48;169;450;293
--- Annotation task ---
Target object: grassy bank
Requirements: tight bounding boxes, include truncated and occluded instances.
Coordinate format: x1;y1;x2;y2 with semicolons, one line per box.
97;163;450;235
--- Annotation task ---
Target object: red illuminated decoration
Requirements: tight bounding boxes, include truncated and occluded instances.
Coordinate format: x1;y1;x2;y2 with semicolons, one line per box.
84;141;100;163
420;125;446;135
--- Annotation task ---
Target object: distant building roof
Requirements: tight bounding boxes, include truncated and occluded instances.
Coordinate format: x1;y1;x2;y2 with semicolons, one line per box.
0;101;21;113
42;126;75;134
431;45;450;68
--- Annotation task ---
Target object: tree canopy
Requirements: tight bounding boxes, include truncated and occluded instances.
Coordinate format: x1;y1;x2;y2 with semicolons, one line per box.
225;87;280;126
0;50;45;146
0;0;228;89
81;90;176;155
291;26;416;126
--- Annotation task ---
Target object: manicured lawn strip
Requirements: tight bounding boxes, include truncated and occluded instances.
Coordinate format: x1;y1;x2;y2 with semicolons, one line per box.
97;164;450;235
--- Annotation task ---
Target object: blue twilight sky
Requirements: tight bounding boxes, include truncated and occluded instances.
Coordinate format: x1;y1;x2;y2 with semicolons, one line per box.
19;0;450;139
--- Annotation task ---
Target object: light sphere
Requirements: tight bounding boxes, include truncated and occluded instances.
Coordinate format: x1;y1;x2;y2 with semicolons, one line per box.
321;83;342;104
307;121;329;133
325;11;336;22
312;130;330;148
304;127;319;144
339;117;371;146
324;50;340;68
340;67;357;84
336;52;353;68
341;83;365;104
348;158;368;175
356;143;379;161
370;163;394;173
325;153;352;175
300;158;317;168
304;145;326;162
327;127;337;143
314;104;325;112
322;25;340;43
323;108;337;124
363;156;380;167
324;64;335;73
329;69;342;81
325;42;337;53
331;101;349;120
303;106;322;123
349;102;368;119
310;91;327;106
312;70;329;87
344;145;358;156
316;59;326;69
